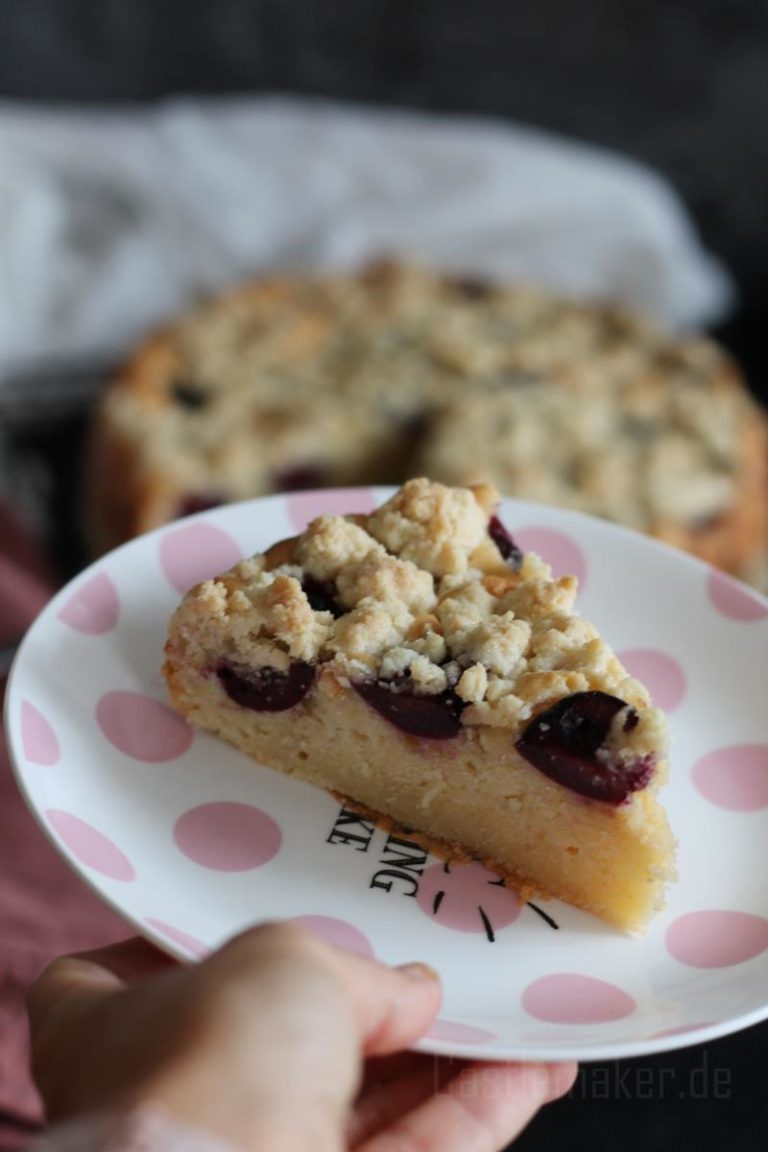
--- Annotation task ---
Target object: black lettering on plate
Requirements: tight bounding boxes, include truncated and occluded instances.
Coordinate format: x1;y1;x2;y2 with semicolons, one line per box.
369;868;420;897
380;832;428;877
326;805;376;853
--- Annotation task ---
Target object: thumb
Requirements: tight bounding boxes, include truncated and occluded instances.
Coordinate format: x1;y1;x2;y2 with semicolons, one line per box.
27;939;177;1120
28;937;174;1059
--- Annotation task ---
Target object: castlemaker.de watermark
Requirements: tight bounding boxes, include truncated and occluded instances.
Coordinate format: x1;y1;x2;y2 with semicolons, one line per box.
570;1053;732;1101
433;1051;732;1102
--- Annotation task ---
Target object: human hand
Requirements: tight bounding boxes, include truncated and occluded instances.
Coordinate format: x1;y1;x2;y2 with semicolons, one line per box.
28;924;576;1151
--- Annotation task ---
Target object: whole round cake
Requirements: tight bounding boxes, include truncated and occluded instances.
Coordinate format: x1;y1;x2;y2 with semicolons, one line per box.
89;260;768;580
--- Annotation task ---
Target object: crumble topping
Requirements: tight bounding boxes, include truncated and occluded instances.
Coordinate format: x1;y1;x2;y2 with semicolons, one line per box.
170;478;666;763
182;566;331;669
366;477;490;576
107;260;759;551
295;516;379;584
337;551;435;615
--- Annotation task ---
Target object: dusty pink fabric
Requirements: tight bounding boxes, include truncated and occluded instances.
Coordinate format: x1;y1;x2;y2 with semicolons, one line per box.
0;505;129;1149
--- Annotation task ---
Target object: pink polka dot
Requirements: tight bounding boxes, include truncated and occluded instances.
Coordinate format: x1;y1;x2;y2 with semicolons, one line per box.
707;568;768;622
285;915;375;958
513;527;587;588
174;802;282;872
522;973;636;1024
416;862;521;936
425;1019;498;1045
692;744;768;811
160;522;243;596
97;691;194;762
666;910;768;968
616;648;687;711
21;700;60;766
145;918;209;959
286;488;377;533
46;809;135;881
58;571;120;634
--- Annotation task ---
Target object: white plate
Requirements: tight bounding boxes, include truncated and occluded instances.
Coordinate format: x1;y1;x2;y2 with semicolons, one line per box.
6;488;768;1063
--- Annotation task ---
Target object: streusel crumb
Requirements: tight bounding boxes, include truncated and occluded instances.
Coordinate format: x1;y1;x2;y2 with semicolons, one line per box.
367;477;489;576
169;479;666;757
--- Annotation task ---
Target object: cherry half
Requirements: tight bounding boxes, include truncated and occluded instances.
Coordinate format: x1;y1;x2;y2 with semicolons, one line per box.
515;690;654;804
449;275;495;300
301;576;346;619
177;492;225;518
354;679;465;740
218;661;315;711
488;516;523;571
273;464;329;492
171;381;209;410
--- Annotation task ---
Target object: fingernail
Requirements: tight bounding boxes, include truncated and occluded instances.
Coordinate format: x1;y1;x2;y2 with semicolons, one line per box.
396;962;441;982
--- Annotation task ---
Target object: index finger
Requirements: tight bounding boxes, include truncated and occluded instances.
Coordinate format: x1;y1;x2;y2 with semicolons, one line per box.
28;937;175;1025
66;937;177;983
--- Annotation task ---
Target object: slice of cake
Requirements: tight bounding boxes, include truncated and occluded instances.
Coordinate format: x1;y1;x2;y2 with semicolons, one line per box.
164;479;676;932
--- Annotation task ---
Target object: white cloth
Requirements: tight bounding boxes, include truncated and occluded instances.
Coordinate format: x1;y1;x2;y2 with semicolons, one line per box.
0;95;733;382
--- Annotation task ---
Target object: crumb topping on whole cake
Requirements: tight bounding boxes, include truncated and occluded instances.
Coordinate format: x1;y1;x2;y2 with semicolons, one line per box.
104;261;759;549
169;479;667;803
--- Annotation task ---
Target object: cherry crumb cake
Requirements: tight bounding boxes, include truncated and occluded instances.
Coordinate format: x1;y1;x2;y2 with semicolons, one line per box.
91;260;768;583
164;479;676;933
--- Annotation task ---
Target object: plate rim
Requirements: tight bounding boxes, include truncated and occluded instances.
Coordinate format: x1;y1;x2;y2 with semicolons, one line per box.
6;487;768;1063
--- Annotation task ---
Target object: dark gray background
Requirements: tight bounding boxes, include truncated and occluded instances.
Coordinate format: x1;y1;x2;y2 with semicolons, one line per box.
1;3;767;1150
2;0;768;385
